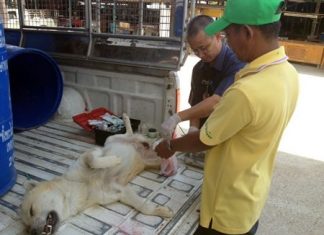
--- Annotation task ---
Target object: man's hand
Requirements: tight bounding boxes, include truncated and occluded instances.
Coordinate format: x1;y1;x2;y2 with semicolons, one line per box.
154;139;175;159
160;113;181;139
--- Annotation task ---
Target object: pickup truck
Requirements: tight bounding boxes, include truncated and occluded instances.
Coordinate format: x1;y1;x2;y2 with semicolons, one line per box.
3;1;323;235
0;0;206;234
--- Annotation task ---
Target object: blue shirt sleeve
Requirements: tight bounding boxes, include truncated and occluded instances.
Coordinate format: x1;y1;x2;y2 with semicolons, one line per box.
211;44;245;97
214;75;235;96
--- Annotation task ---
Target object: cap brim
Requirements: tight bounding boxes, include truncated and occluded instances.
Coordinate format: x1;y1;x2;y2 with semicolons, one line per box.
205;17;231;36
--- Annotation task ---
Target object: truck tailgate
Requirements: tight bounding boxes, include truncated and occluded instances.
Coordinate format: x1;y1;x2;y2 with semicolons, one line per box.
0;120;202;235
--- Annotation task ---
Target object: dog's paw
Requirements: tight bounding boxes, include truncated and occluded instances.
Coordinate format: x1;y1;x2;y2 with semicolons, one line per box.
155;206;173;218
108;155;122;165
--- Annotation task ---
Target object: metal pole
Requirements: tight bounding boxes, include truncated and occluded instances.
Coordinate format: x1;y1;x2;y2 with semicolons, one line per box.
139;0;144;36
85;0;91;30
18;0;25;46
86;0;92;57
190;0;196;19
179;0;188;69
96;0;101;33
113;0;116;34
17;0;25;26
69;0;72;27
309;0;321;40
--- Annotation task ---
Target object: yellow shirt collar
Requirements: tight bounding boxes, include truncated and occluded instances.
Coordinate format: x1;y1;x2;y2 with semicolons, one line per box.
235;46;288;81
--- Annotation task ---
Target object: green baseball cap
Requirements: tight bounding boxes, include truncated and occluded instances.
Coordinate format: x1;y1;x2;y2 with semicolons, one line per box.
205;0;284;35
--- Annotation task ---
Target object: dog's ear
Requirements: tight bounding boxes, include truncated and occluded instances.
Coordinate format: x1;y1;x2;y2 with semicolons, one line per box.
23;180;38;192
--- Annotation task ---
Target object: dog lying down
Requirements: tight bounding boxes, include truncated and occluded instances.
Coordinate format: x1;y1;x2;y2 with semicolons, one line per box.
20;114;174;235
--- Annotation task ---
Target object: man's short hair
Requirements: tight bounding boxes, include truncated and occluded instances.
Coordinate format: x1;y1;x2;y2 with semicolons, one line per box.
231;21;281;40
187;15;214;39
257;21;281;39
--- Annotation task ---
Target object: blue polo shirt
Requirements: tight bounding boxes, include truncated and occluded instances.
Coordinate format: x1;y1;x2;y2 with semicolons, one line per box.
189;43;245;106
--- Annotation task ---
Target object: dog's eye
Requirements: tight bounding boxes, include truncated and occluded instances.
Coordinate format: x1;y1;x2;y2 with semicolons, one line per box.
29;206;34;217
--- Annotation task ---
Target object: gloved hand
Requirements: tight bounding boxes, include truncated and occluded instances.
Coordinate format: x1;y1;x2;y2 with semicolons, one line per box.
160;113;181;139
160;155;178;176
152;139;178;177
188;126;199;133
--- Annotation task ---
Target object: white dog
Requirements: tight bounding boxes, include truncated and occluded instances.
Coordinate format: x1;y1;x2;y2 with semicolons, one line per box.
20;114;173;235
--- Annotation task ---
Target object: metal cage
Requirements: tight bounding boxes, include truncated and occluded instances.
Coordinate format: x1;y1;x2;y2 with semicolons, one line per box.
0;0;188;70
1;0;184;37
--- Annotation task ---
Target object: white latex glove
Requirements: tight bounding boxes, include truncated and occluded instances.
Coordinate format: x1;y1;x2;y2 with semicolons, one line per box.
188;126;199;133
160;113;181;139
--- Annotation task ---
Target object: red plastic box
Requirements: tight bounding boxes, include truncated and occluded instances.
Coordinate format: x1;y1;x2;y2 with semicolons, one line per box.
72;107;114;132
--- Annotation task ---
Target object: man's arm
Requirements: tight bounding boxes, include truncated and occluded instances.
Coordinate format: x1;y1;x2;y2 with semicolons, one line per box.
160;94;221;138
155;131;211;159
179;94;221;121
189;118;201;129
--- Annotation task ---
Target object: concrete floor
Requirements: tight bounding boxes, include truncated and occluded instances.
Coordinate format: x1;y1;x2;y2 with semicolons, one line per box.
177;55;324;235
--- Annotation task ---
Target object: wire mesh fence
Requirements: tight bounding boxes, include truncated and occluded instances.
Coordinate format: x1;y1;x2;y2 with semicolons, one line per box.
0;0;185;38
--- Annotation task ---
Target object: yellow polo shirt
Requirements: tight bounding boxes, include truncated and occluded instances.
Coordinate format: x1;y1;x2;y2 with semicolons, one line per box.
199;47;299;234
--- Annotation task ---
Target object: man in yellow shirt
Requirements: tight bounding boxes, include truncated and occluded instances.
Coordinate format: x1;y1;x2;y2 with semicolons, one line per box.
155;0;299;234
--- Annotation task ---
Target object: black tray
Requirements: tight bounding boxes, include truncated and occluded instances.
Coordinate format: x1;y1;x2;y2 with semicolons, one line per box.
94;118;141;146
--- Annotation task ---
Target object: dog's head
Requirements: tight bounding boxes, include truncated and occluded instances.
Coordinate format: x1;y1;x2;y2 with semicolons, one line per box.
128;133;163;167
20;180;63;235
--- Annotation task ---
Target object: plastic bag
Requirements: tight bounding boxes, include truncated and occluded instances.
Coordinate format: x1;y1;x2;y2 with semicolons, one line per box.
57;87;86;120
153;138;178;176
160;155;178;176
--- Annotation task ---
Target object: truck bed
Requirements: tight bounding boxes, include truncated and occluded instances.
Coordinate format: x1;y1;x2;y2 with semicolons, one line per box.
0;120;202;235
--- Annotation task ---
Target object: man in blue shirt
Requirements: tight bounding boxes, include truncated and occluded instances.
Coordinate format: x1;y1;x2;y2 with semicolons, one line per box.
161;15;245;138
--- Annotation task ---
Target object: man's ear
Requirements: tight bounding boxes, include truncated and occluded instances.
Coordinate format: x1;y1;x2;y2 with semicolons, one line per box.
242;25;254;40
215;33;223;41
23;180;38;192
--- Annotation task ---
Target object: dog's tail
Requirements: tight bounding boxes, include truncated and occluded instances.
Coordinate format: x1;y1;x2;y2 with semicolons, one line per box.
122;113;133;135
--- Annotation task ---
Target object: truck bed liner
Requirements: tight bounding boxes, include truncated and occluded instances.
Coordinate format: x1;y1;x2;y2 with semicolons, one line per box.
0;120;202;235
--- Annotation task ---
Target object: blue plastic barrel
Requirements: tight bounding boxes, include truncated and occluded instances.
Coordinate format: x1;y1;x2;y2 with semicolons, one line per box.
0;19;16;196
6;45;63;130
